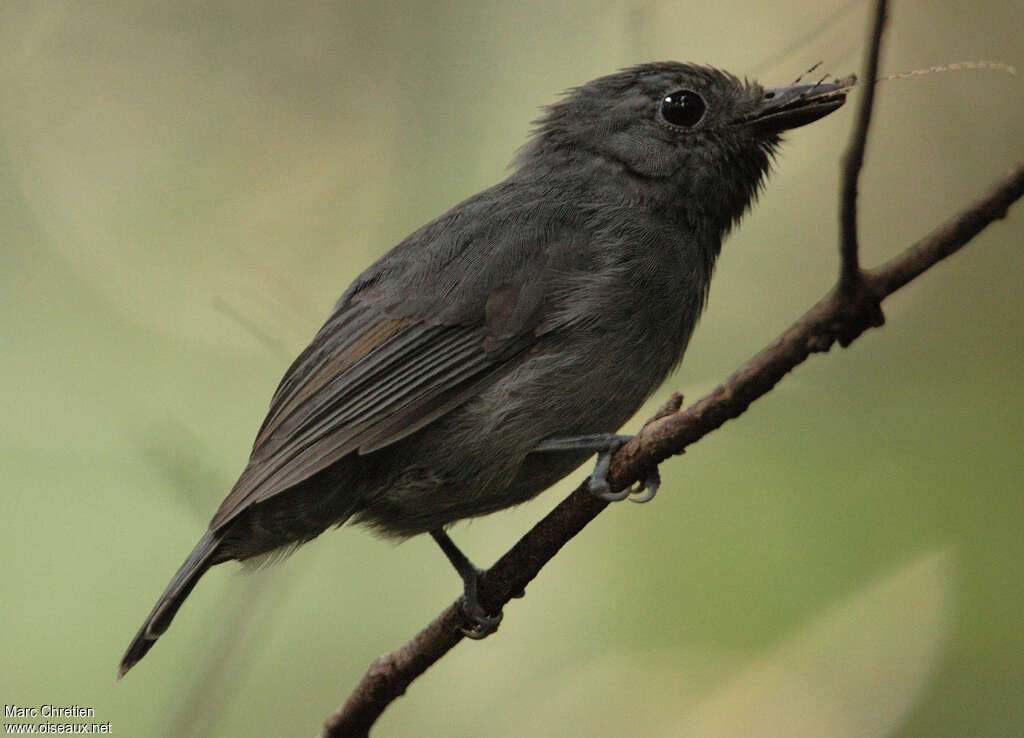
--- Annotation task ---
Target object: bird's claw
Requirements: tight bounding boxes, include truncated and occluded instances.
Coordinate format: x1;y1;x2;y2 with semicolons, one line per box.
595;484;630;501
459;598;502;639
536;432;662;503
589;439;660;503
629;466;660;503
589;440;627;500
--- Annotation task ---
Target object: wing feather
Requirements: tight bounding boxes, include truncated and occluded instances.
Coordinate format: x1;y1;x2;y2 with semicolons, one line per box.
210;196;590;530
210;315;530;529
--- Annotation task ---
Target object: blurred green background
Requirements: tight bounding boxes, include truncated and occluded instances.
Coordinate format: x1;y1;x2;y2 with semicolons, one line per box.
2;1;1021;736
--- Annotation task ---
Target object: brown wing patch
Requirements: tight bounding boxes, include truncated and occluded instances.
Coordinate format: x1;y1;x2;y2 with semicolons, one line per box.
209;321;504;530
211;248;558;532
254;317;409;449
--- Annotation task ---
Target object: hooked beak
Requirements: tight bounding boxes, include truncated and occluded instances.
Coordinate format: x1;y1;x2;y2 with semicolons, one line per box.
735;81;849;133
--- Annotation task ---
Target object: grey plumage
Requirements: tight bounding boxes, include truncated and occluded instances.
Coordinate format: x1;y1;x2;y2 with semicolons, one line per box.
119;62;846;678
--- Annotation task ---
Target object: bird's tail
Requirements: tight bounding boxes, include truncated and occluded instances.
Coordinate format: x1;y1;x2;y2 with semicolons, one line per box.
118;530;221;679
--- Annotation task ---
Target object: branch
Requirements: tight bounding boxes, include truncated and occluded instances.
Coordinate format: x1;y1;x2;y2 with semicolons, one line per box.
321;158;1024;737
839;0;887;291
322;5;1024;733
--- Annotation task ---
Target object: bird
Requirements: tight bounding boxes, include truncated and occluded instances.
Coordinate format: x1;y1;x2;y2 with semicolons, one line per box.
119;61;847;678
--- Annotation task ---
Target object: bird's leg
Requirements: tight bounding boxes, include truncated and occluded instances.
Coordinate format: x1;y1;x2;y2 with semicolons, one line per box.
532;434;661;503
430;529;502;639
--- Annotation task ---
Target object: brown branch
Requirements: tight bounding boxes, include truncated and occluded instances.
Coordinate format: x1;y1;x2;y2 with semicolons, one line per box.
867;163;1024;295
322;5;1024;732
839;0;887;291
321;157;1024;736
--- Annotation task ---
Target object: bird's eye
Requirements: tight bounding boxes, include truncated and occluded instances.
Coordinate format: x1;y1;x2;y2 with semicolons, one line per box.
660;90;706;128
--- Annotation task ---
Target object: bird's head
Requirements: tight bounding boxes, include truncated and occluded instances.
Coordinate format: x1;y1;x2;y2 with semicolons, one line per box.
518;62;849;235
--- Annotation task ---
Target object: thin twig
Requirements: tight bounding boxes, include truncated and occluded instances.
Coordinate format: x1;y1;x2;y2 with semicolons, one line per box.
867;162;1024;295
839;0;888;290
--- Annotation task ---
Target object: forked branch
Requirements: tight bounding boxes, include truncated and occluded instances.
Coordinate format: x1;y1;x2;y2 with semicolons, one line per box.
321;1;1023;733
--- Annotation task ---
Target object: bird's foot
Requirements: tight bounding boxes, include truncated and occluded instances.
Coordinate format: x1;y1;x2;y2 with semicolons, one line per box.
430;529;502;639
533;433;661;503
459;576;503;640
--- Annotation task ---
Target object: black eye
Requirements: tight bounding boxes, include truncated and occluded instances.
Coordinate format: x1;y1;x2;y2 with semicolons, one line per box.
660;90;706;128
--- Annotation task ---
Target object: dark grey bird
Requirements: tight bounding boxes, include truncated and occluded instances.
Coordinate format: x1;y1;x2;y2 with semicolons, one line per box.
119;62;847;678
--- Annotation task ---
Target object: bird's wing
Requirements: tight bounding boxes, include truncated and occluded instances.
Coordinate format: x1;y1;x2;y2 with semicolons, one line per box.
210;196;587;530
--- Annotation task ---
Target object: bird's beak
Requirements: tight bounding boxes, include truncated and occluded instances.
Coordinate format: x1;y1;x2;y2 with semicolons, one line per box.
735;80;850;133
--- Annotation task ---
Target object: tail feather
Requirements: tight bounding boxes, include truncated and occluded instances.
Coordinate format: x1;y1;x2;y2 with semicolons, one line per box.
118;531;221;679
